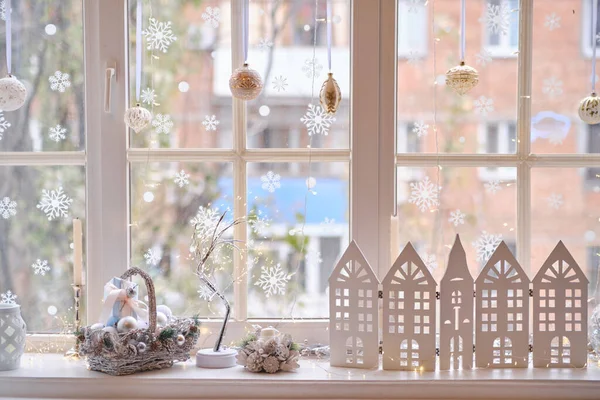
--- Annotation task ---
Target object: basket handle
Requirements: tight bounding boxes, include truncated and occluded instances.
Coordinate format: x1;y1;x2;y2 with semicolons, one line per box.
120;267;157;334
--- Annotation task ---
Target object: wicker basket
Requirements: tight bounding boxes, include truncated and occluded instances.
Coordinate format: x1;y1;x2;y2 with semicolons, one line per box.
78;267;199;376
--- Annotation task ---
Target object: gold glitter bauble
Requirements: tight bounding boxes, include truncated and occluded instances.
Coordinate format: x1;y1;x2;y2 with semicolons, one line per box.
578;92;600;125
124;104;152;133
229;63;263;101
319;72;342;114
445;61;479;95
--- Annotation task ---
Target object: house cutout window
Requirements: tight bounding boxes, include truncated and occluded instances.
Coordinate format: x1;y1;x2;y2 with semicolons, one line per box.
450;336;464;370
400;339;420;368
550;336;570;365
493;337;513;365
345;336;364;365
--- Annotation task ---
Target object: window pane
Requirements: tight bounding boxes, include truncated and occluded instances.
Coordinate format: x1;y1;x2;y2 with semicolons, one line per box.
394;166;517;281
531;0;593;154
129;0;233;149
397;0;518;154
246;0;350;149
246;162;349;318
130;162;234;318
0;166;86;332
0;1;85;152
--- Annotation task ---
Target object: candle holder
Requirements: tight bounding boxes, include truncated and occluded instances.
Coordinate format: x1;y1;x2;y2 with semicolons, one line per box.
64;284;84;360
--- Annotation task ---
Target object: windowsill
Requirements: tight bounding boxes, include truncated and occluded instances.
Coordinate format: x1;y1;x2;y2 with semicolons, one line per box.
1;354;599;399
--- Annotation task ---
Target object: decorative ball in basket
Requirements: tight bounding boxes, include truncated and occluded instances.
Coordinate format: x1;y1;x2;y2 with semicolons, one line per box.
78;267;200;376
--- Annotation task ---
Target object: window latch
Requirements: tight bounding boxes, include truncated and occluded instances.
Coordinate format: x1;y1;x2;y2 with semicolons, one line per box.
104;63;116;113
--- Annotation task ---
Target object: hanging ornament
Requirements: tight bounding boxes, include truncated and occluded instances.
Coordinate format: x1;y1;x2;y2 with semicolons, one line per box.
0;1;27;112
319;0;341;114
445;0;478;95
229;0;263;101
125;0;152;132
579;0;600;124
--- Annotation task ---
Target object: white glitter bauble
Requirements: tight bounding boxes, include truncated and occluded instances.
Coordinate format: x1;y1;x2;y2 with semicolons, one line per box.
578;92;600;125
124;105;152;133
156;311;168;327
0;75;27;111
229;63;263;101
445;61;479;95
116;316;138;333
176;334;185;346
156;305;172;320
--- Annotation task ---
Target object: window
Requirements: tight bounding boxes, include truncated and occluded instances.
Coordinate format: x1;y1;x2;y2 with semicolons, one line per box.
588;246;600;298
581;0;600;57
483;0;519;56
479;122;517;181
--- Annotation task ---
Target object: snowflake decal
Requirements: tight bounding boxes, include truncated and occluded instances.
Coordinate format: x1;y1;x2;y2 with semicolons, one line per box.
546;193;563;210
407;50;421;65
152;114;173;134
261;171;281;193
476;49;492;67
408;176;440;212
197;283;215;301
542;77;563;98
174;170;190;188
32;259;50;276
142;18;177;53
484;180;502;194
301;103;336;136
423;253;438;272
49;71;71;92
202;115;220;131
49;124;67;142
144;248;160;265
479;1;512;35
248;211;270;236
544;13;561;31
1;290;16;304
321;217;336;225
272;75;288;92
302;58;323;79
306;249;323;266
407;0;424;13
448;209;465;227
190;206;221;239
202;6;220;28
0;111;10;140
412;121;429;138
140;88;157;105
37;187;73;220
255;264;291;297
258;38;273;51
472;231;502;262
474;95;494;116
0;196;16;219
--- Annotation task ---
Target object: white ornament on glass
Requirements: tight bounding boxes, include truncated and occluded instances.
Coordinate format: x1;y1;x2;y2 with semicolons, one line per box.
0;75;26;111
329;241;380;369
124;105;152;133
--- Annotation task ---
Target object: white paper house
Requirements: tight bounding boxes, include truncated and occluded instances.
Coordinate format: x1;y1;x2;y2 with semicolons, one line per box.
382;243;437;371
329;240;380;369
440;235;474;370
532;241;588;368
475;241;530;368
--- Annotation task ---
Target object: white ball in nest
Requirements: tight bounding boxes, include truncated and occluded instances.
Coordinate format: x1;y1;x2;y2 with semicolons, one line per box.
156;311;169;327
117;316;138;333
0;75;27;111
156;305;172;320
137;319;149;329
176;334;186;346
102;326;118;335
90;323;105;331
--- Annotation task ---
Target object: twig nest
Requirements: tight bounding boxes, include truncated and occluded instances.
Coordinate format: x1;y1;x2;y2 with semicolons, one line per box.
319;72;341;114
124;104;152;133
229;63;263;101
445;61;479;95
578;92;600;125
0;75;27;111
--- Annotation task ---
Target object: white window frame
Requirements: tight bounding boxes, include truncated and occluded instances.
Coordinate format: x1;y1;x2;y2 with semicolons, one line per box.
581;0;599;58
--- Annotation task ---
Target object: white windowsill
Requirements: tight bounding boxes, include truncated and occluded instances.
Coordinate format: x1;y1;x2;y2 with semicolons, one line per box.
1;354;599;399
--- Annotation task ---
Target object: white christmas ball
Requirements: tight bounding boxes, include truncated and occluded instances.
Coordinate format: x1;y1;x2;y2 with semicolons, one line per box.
156;305;172;320
117;316;139;333
156;311;168;327
578;92;600;125
0;75;27;111
102;326;118;335
124;105;152;133
137;342;147;353
90;323;105;331
137;319;149;329
176;334;186;346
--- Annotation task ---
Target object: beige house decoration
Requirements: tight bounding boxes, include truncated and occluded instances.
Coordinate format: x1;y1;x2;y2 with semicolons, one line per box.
532;241;588;368
328;240;380;369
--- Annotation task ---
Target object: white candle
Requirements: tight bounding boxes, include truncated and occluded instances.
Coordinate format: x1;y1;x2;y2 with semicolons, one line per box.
73;218;83;285
390;215;400;262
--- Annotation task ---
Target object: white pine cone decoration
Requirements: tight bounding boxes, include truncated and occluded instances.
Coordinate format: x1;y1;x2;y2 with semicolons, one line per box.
246;352;263;372
275;344;290;361
262;356;280;374
263;338;278;354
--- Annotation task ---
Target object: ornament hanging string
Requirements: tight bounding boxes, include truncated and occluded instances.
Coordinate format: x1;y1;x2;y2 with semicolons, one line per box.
593;0;598;92
5;0;11;75
135;0;142;102
459;0;465;61
242;0;249;63
326;0;332;71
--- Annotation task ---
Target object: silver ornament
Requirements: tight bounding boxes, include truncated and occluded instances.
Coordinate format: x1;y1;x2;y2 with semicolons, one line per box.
0;75;27;111
445;61;479;95
229;63;263;101
319;72;341;115
124;105;152;133
137;342;147;353
578;92;600;125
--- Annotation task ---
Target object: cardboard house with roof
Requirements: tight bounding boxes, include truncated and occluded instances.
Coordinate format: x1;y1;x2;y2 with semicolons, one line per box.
382;243;437;371
440;235;474;370
475;241;530;368
329;240;380;369
533;241;588;368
